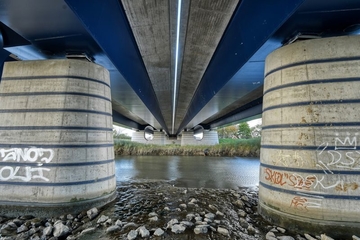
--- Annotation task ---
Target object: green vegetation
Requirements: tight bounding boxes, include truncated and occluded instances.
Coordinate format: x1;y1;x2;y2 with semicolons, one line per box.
114;137;260;157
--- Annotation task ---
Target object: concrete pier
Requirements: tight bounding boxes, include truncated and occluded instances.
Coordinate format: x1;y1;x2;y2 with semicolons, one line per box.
0;59;116;217
259;35;360;237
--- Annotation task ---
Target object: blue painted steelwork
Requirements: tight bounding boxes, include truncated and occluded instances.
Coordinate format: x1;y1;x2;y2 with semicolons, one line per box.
64;0;168;133
112;110;146;131
177;0;306;134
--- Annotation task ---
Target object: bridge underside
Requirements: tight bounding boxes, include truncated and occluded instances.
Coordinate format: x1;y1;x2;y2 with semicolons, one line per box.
0;0;359;137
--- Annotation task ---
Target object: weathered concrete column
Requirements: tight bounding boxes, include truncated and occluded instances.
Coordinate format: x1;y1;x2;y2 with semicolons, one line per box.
181;131;219;146
260;35;360;237
131;131;166;144
0;59;116;217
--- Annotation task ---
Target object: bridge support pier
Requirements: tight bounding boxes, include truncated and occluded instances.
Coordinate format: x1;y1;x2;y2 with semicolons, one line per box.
260;35;360;237
0;59;116;217
181;130;219;146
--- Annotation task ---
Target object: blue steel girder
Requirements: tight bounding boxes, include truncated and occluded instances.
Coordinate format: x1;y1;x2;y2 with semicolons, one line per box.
112;110;147;131
176;0;306;135
64;0;169;133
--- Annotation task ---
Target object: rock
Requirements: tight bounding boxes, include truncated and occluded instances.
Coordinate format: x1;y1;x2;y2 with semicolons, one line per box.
149;216;158;222
179;203;187;209
127;230;138;240
239;218;249;228
163;207;170;211
97;215;109;224
171;224;186;234
216;211;224;217
304;234;317;240
266;231;277;240
16;224;28;233
115;219;123;226
53;222;70;238
195;216;202;222
106;225;120;233
204;213;215;220
138;226;150;238
80;227;96;235
123;222;139;230
208;204;218;211
278;236;295;240
87;207;99;220
321;234;334;240
43;225;53;236
154;228;164;236
238;209;247;217
180;221;194;227
166;219;179;229
148;212;157;217
233;200;245;208
0;223;17;236
217;227;229;236
66;214;74;220
353;236;360;240
277;227;286;233
247;225;256;235
186;213;195;221
194;225;208;234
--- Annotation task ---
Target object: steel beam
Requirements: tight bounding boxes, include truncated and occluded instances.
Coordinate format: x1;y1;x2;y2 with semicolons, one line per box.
65;0;169;133
177;0;306;134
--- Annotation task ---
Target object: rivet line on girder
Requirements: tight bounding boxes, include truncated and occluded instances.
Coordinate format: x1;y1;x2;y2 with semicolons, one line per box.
172;0;182;135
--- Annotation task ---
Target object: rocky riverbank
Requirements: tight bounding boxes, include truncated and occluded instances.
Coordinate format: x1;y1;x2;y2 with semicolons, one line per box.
0;180;357;240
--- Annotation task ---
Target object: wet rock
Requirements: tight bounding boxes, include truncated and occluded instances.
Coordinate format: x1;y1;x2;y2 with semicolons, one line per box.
127;229;138;240
171;224;186;234
154;228;164;236
86;207;99;220
106;225;120;233
277;227;286;233
194;225;208;234
216;210;224;217
53;221;70;238
353;236;360;240
115;219;122;226
217;226;229;236
97;215;109;224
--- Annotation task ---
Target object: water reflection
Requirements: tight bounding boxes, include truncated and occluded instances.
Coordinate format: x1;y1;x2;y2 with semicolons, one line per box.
115;156;259;189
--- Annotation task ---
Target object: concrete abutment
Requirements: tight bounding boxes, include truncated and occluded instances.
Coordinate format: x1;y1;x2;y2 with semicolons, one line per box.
259;35;360;237
0;59;116;217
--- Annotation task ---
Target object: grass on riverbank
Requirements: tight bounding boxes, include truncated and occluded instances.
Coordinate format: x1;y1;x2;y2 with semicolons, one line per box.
114;138;260;157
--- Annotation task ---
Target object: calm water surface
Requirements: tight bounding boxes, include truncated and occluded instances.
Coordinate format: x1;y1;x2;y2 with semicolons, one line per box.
115;156;260;189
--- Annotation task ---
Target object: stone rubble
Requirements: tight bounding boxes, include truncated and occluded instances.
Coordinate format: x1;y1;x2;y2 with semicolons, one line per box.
0;181;358;239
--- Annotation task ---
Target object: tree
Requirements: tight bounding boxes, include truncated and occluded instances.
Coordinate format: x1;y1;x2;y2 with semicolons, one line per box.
218;125;239;139
238;122;251;139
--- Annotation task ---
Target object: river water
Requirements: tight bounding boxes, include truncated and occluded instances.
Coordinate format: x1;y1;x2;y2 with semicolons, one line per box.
115;156;260;189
